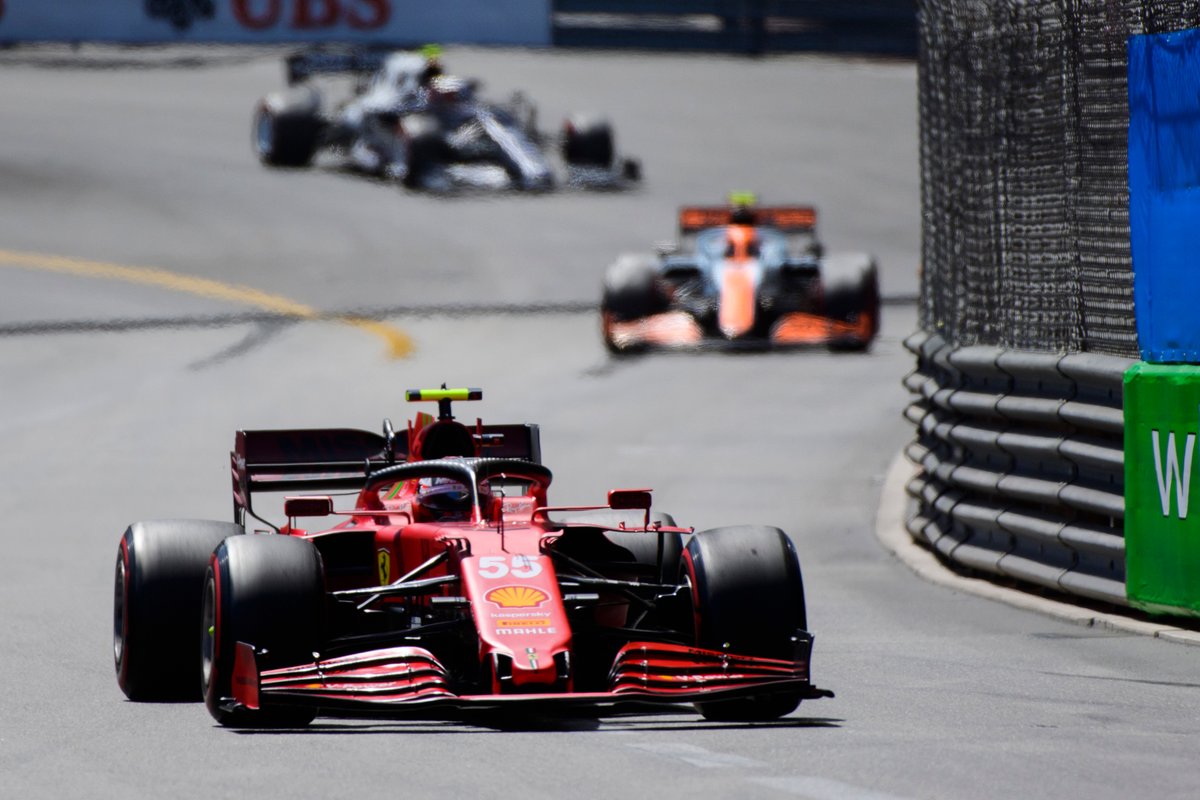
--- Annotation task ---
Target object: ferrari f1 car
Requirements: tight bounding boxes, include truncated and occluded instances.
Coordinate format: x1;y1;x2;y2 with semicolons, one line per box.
601;195;880;353
252;48;640;191
113;388;831;726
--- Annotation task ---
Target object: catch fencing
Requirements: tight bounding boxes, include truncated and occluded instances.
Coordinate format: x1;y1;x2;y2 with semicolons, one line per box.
907;1;1200;609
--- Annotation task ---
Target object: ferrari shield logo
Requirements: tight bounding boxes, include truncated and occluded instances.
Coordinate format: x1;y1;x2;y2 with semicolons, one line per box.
377;549;391;585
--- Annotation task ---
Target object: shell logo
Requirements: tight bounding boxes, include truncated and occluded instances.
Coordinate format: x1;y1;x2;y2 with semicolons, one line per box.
485;585;548;608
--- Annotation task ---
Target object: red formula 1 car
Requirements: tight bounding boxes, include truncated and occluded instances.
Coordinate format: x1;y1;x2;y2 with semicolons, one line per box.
601;195;880;354
113;388;831;726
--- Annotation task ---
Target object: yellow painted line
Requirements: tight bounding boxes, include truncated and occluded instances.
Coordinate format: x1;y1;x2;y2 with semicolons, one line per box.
0;248;413;358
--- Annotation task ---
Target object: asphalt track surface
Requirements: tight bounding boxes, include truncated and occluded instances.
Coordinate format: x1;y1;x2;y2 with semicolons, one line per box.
1;46;1197;800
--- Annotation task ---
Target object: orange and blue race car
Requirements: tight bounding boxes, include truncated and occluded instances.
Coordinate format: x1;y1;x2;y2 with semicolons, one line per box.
601;194;880;353
113;388;831;726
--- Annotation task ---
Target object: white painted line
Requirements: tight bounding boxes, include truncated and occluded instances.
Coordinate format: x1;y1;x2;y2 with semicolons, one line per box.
625;741;767;769
752;776;914;800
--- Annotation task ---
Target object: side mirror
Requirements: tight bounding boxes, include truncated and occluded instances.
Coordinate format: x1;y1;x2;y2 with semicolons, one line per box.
608;488;652;511
283;496;334;518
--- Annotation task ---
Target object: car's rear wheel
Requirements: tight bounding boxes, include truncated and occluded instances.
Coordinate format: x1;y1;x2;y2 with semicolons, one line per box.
114;520;242;701
684;525;808;721
202;534;325;727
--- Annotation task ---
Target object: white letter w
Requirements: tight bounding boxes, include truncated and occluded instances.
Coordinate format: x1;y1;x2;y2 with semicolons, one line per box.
1152;429;1195;519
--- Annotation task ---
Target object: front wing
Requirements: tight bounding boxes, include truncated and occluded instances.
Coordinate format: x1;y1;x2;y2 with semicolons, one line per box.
603;309;874;351
227;641;833;719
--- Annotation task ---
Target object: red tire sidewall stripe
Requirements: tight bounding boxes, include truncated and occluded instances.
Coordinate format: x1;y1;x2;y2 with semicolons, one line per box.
117;536;132;687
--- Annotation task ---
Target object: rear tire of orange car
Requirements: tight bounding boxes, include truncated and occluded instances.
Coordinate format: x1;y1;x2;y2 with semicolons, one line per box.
684;526;808;722
201;534;324;728
114;520;243;701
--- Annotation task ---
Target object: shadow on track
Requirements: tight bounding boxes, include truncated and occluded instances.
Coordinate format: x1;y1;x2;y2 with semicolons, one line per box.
228;711;843;736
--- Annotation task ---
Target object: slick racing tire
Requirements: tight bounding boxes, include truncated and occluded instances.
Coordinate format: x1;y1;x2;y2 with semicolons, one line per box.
253;87;323;168
821;253;880;352
562;114;615;169
114;519;243;701
601;254;668;354
202;534;324;727
684;526;808;722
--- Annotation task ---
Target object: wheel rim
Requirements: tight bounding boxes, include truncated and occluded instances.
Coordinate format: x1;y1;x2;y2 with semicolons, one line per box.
112;552;126;668
201;575;216;690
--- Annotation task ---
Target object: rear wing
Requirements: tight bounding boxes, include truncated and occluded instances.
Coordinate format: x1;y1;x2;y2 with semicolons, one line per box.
285;49;391;85
678;205;817;234
230;423;542;523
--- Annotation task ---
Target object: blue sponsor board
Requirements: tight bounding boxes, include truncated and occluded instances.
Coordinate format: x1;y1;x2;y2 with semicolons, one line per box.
0;1;552;46
1128;29;1200;363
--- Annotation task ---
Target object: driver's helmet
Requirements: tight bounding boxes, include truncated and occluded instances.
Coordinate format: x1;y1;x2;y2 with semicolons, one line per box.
419;58;443;87
724;225;761;259
418;43;444;86
416;477;472;519
428;75;469;104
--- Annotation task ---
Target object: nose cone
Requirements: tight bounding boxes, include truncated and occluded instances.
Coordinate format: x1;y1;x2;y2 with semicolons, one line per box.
718;262;757;338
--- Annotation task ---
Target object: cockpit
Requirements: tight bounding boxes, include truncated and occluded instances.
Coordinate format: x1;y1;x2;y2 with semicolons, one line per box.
366;457;552;526
695;226;788;264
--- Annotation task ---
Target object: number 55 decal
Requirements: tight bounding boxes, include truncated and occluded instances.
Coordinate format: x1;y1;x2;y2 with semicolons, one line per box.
476;555;543;579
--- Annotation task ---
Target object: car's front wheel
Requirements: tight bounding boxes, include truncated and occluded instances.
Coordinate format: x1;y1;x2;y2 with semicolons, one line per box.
253;88;324;168
684;525;808;721
601;254;668;353
202;534;325;727
822;253;880;352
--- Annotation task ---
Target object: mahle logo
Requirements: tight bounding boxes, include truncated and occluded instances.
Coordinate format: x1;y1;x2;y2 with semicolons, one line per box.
1151;422;1197;519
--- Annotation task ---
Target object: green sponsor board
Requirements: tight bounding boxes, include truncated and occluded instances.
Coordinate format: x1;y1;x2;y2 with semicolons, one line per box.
1125;362;1200;616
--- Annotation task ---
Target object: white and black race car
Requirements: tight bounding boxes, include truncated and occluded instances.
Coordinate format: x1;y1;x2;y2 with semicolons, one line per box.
252;48;640;192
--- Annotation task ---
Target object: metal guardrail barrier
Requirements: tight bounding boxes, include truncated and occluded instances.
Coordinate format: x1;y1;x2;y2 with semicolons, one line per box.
903;331;1132;606
551;0;917;56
